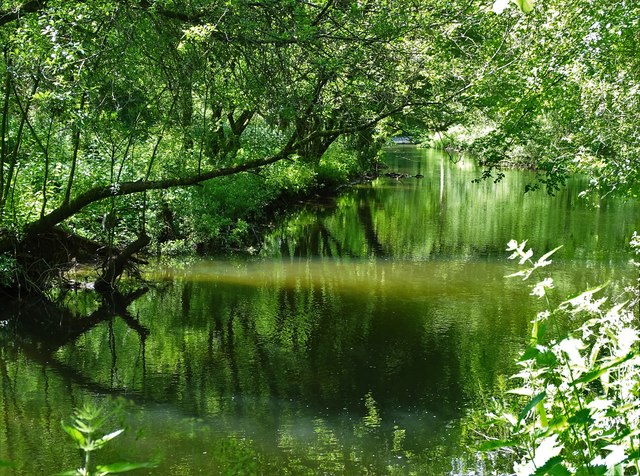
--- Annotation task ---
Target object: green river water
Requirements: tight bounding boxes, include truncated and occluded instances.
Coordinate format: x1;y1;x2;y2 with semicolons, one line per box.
1;147;639;474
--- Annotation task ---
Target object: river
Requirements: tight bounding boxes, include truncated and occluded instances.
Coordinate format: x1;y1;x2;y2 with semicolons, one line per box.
1;147;639;474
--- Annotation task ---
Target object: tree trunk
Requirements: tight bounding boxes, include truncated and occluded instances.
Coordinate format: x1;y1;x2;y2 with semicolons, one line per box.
95;232;151;292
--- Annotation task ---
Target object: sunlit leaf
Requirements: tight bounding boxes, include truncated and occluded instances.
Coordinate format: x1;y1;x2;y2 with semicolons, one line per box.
570;352;635;386
530;436;564;472
533;456;570;475
534;245;562;268
608;463;625;476
506;238;520;250
96;461;158;474
506;269;533;280
478;439;517;451
560;285;607;310
547;415;568;431
518;247;533;265
95;429;125;448
570;368;608;386
507;387;533;396
518;390;546;425
536;400;548;427
513;0;534;14
62;423;85;445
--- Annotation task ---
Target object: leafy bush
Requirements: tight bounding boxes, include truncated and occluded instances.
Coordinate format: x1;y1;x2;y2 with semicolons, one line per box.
317;140;364;186
479;240;640;475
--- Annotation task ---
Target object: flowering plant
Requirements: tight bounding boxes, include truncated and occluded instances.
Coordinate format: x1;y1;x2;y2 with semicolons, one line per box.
480;240;640;475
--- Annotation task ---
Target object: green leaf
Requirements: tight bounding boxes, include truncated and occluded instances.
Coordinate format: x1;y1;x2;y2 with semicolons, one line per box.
571;367;609;386
96;461;158;474
94;429;125;449
62;423;86;445
576;466;606;476
55;471;81;476
518;391;546;425
607;463;624;476
536;399;548;427
568;408;592;425
0;460;15;468
519;345;540;361
628;447;640;460
570;352;635;386
478;439;517;451
533;456;570;475
513;0;534;13
548;414;568;430
536;348;557;367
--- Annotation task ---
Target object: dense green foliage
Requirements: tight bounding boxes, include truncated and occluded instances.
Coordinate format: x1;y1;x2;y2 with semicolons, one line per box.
0;0;640;468
477;241;640;474
430;0;640;196
1;0;638;289
0;0;486;289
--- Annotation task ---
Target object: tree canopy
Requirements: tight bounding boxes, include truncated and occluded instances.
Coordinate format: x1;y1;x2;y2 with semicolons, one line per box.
456;0;640;196
0;0;638;290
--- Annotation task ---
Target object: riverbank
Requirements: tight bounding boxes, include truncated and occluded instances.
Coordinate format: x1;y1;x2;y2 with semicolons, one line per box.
156;140;386;257
3;147;638;475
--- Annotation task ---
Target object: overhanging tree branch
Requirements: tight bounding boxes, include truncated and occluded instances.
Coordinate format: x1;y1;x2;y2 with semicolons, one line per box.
0;141;296;254
0;0;47;27
0;101;426;255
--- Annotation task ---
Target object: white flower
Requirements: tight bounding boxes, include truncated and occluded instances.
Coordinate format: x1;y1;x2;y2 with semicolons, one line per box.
536;311;550;322
557;337;585;368
530;278;554;298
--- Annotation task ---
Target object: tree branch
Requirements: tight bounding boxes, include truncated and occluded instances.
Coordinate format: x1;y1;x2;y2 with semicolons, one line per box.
0;96;425;255
0;0;48;27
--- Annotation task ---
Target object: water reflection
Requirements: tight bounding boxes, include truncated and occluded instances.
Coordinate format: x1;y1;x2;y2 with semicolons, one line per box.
1;148;639;474
265;148;638;265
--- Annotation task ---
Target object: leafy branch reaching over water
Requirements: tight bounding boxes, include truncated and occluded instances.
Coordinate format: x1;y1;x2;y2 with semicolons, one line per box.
479;239;640;475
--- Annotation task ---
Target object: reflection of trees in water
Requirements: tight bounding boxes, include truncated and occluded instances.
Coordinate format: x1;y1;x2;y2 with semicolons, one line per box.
0;288;151;472
275;187;389;258
0;288;150;395
1;267;517;425
0;274;516;474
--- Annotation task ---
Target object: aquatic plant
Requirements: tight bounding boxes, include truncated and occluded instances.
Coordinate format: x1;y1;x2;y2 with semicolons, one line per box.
58;402;156;476
479;239;640;475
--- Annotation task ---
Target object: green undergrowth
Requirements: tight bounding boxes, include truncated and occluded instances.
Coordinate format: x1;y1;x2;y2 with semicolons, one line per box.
475;237;640;475
153;138;373;258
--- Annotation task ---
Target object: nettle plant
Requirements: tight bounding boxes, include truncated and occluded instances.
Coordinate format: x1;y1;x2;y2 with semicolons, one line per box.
482;240;640;475
58;402;156;476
